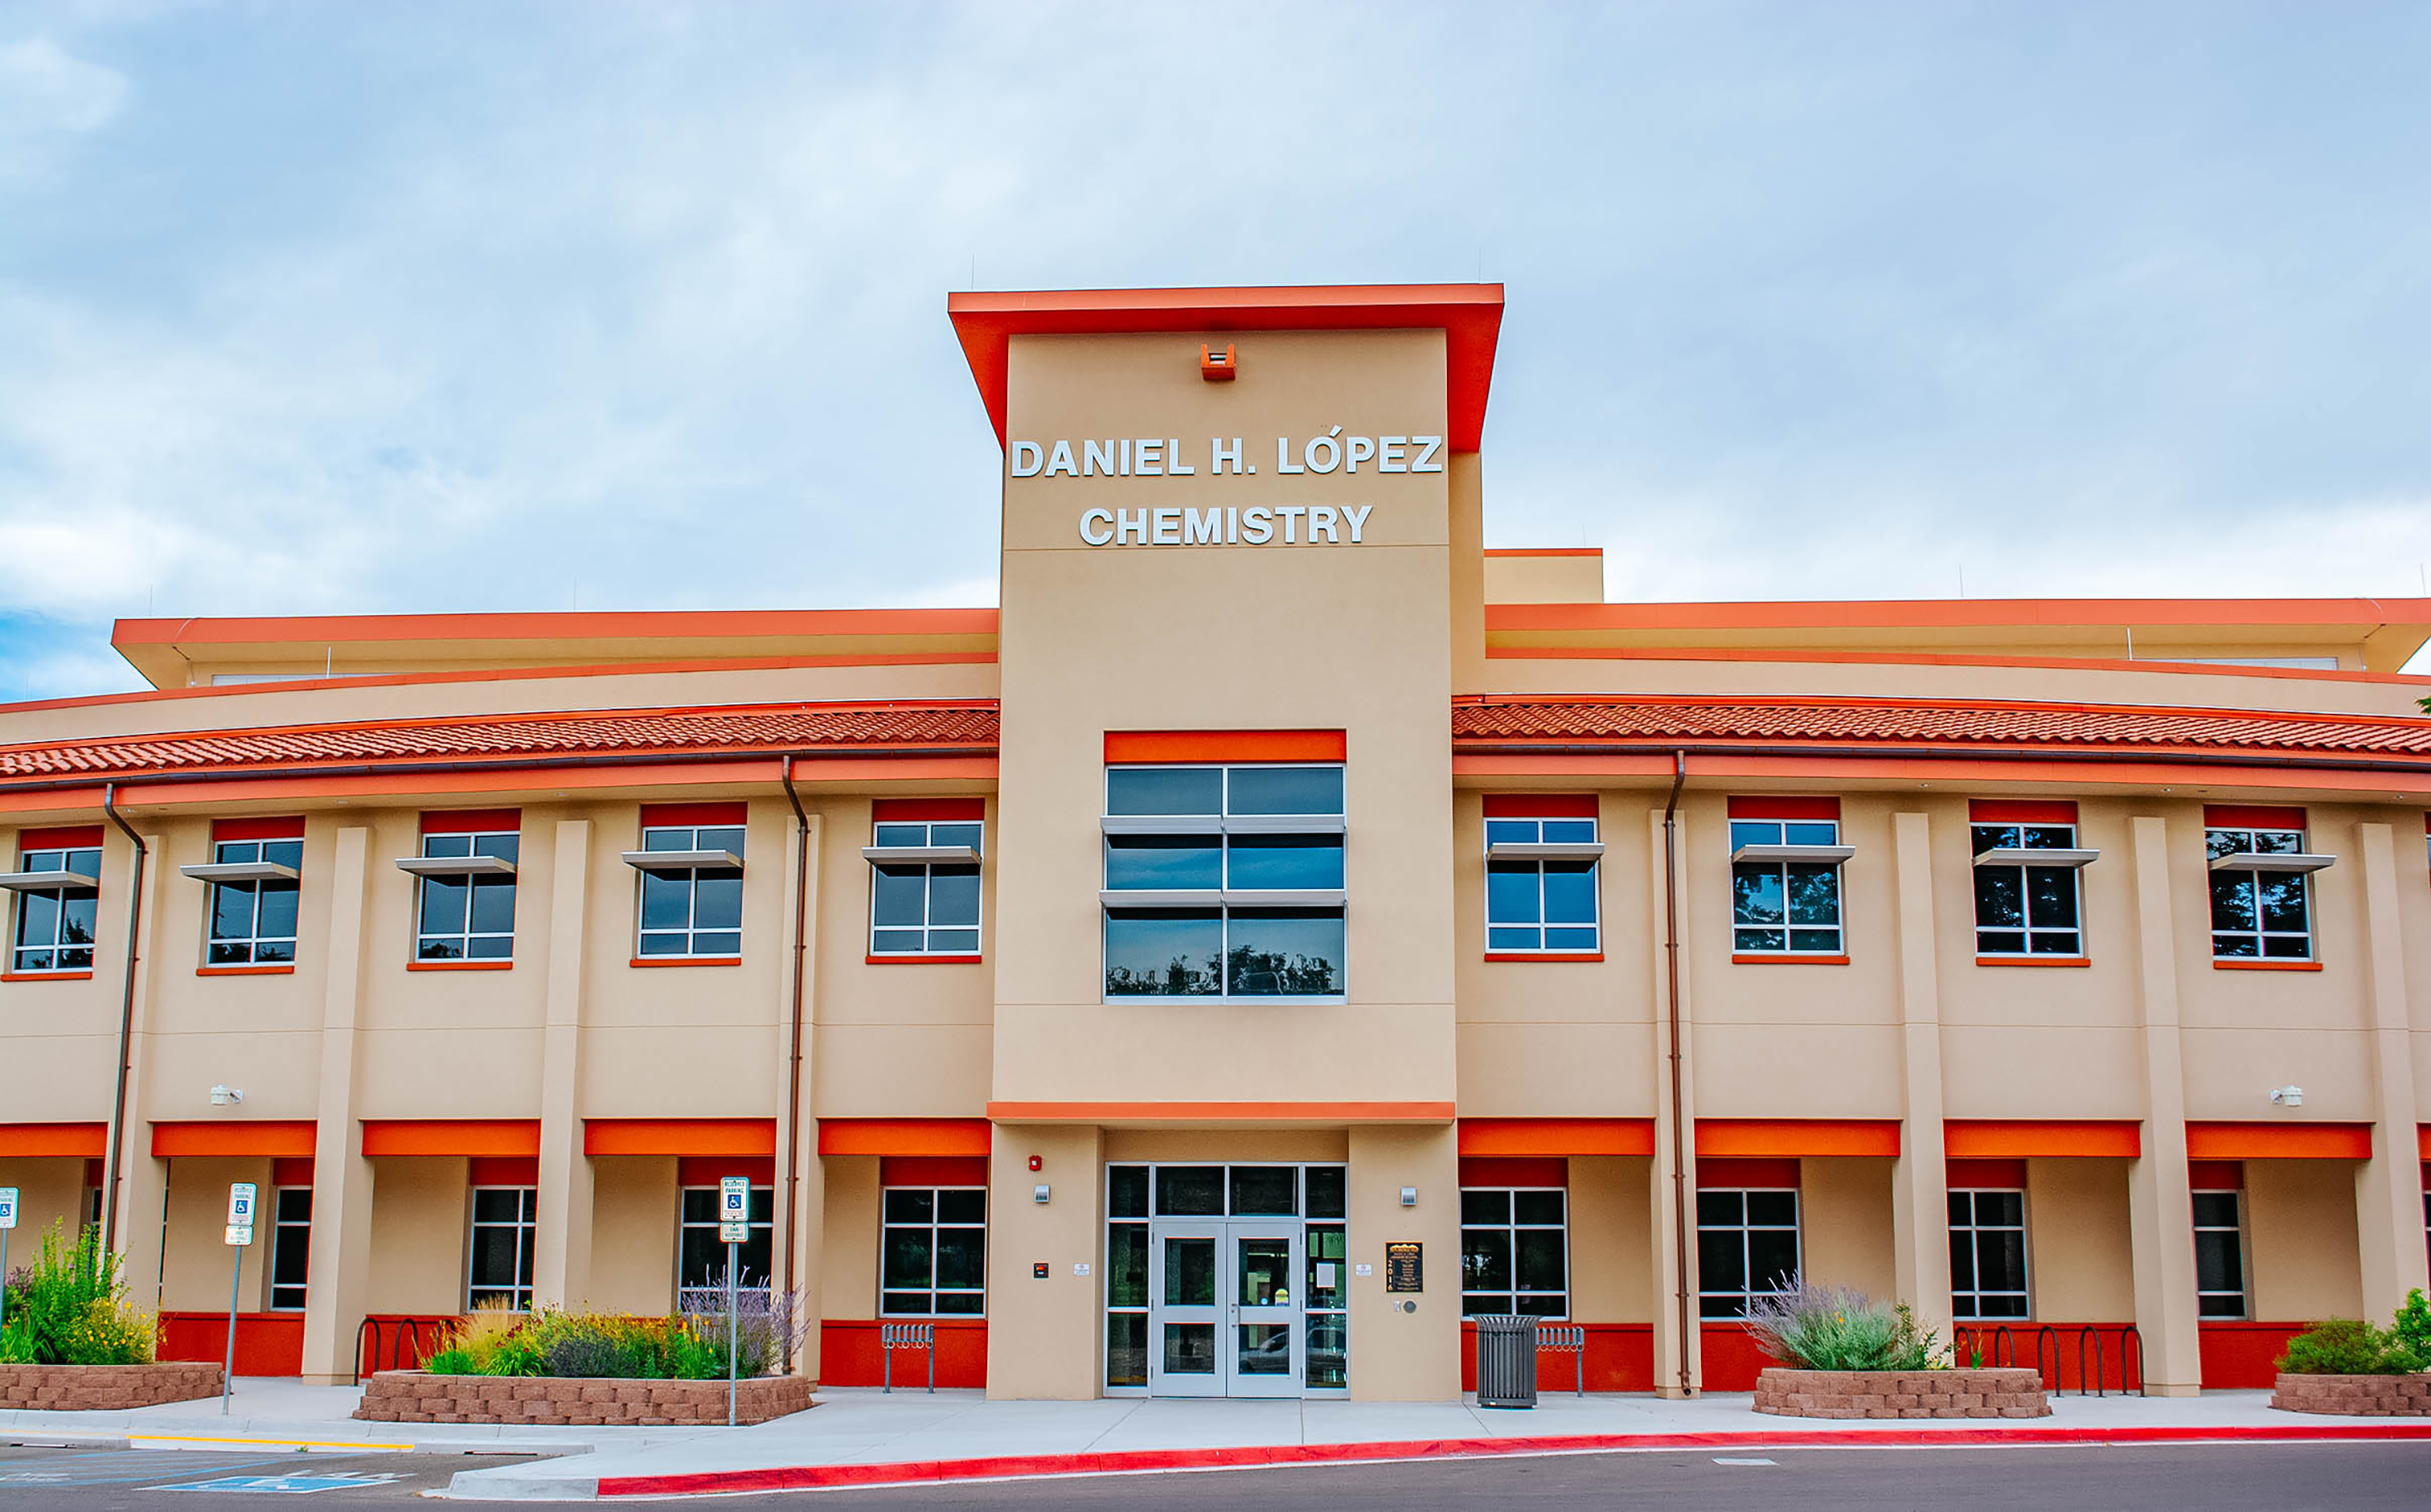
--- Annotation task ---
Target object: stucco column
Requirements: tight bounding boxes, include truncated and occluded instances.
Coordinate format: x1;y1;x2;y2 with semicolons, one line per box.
108;826;170;1311
1647;805;1697;1396
1345;1122;1461;1402
2126;814;2202;1395
1889;811;1953;1334
2354;823;2429;1317
773;810;822;1379
301;826;374;1383
985;1122;1103;1399
534;820;593;1309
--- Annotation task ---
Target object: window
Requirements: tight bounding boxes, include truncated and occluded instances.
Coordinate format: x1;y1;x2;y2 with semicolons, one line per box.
2191;1189;2247;1318
206;832;302;966
1970;819;2085;958
1460;1188;1568;1317
679;1185;772;1291
10;833;100;973
2206;817;2316;961
269;1187;312;1309
1948;1190;2028;1319
867;801;983;958
635;816;744;959
1483;799;1601;955
881;1187;986;1314
414;824;519;961
467;1187;537;1310
1101;764;1345;1000
1728;801;1845;956
1696;1188;1800;1317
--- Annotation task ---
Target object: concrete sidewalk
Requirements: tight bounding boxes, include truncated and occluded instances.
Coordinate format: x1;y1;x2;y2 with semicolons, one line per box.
437;1387;2431;1501
0;1375;715;1456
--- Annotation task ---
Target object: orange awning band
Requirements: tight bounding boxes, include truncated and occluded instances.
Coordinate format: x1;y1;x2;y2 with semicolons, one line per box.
1696;1119;1901;1158
0;1122;108;1158
363;1120;541;1158
2185;1121;2373;1160
1944;1120;2142;1159
818;1118;991;1158
583;1118;775;1158
152;1121;318;1158
1457;1118;1656;1158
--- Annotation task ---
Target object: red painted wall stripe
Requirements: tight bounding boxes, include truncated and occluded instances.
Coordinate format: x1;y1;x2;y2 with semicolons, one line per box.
1726;795;1841;821
640;802;749;828
420;808;522;834
1480;794;1599;818
211;815;306;842
1967;800;2077;825
16;825;104;850
871;798;986;822
2203;804;2306;830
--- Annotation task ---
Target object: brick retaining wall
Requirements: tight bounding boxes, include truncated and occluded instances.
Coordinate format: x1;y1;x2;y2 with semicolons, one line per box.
2269;1372;2431;1416
0;1362;223;1411
1753;1367;2051;1419
354;1370;813;1426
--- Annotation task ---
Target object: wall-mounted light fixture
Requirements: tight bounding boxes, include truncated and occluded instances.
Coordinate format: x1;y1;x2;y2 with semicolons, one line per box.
1400;1186;1417;1207
1200;343;1237;382
209;1085;244;1106
1033;1183;1052;1204
2269;1086;2304;1107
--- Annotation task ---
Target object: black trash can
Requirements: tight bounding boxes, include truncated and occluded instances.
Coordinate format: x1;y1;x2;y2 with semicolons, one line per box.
1474;1313;1539;1408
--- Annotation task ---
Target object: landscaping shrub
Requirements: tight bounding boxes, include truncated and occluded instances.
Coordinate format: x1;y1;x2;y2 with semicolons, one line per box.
678;1286;804;1380
1743;1278;1945;1371
2276;1317;2424;1376
417;1304;773;1379
2389;1289;2431;1362
0;1221;155;1366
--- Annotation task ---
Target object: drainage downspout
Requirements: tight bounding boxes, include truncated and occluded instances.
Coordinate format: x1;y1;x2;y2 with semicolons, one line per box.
1660;751;1691;1396
100;785;146;1256
777;756;812;1373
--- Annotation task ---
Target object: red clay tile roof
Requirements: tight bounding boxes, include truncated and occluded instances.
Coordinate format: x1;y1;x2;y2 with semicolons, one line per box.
0;703;999;784
1453;697;2431;763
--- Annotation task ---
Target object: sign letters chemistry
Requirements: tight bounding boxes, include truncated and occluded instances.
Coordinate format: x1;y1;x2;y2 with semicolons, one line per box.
1010;431;1445;549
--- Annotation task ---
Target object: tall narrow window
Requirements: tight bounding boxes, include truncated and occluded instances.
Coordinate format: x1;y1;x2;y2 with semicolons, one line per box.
679;1184;773;1291
864;800;984;959
6;826;102;974
407;811;520;962
1696;1186;1800;1317
1728;798;1849;957
1459;1187;1568;1316
186;818;305;967
2191;1186;2248;1318
2205;806;2329;961
625;805;746;960
269;1187;312;1309
1101;758;1345;1001
1948;1189;2029;1319
467;1187;537;1310
1483;797;1601;957
1970;801;2094;958
881;1187;987;1314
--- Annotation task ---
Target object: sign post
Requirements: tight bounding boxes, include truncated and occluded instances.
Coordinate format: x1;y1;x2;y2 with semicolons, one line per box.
223;1183;256;1416
0;1186;17;1338
718;1176;748;1428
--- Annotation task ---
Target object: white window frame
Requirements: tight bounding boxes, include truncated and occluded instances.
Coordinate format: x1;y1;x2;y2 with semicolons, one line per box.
1696;1186;1802;1318
1970;822;2087;958
1483;815;1601;955
204;838;303;966
465;1186;538;1312
1099;763;1347;1003
1457;1186;1570;1317
633;823;745;960
2191;1187;2249;1319
10;843;101;974
268;1186;312;1310
1729;818;1845;957
1948;1187;2031;1320
866;820;985;958
414;829;519;962
879;1185;989;1317
678;1183;774;1294
2205;825;2314;961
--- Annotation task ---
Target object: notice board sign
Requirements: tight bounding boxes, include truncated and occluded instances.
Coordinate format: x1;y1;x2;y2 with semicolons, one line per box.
1384;1241;1422;1293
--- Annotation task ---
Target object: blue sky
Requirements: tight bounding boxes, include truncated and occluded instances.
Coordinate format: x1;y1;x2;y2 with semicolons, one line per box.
2;2;2428;701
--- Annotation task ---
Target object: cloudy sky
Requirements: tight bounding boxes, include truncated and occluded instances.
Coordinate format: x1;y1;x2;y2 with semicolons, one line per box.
3;1;2429;700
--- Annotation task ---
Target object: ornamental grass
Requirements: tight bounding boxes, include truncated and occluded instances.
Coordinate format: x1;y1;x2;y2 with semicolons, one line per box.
1742;1277;1945;1372
419;1293;801;1379
0;1221;158;1366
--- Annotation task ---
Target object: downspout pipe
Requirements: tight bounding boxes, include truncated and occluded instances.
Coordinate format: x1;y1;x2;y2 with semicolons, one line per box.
777;756;812;1373
100;785;146;1256
1660;751;1691;1395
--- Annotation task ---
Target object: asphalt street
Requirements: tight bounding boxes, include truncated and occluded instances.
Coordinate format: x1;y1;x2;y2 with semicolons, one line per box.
2;1440;2426;1508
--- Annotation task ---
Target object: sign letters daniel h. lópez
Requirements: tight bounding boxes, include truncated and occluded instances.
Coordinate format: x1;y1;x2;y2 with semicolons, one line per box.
1009;429;1444;550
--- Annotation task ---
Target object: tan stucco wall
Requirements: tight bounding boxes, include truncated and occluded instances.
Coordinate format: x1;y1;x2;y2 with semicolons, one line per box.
2025;1158;2135;1321
366;1158;466;1315
160;1157;274;1312
1568;1156;1653;1323
2248;1160;2364;1321
588;1157;678;1316
0;1158;88;1260
818;1156;879;1322
1801;1158;1896;1298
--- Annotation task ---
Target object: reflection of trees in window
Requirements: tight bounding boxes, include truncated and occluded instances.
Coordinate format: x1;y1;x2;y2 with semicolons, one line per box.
1224;944;1338;996
1105;956;1220;996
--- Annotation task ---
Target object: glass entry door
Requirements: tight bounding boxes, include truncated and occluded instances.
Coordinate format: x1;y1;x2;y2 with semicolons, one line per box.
1146;1220;1304;1397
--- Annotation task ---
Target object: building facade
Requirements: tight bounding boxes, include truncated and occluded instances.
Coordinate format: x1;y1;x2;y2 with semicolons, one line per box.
2;285;2429;1399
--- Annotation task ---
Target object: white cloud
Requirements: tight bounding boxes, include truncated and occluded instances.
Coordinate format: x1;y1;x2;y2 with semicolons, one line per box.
0;35;126;175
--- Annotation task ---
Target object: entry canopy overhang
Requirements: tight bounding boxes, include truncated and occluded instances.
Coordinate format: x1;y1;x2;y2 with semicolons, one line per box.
946;284;1507;451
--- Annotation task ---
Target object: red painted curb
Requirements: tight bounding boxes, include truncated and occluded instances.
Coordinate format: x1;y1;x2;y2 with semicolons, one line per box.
595;1421;2431;1497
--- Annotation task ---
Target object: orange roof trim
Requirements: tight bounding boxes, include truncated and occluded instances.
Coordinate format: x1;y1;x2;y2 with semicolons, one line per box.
946;284;1505;451
818;1118;992;1158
